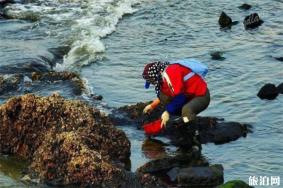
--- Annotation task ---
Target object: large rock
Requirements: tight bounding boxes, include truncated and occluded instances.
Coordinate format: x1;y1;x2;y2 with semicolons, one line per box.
257;83;279;100
243;13;263;29
0;94;132;186
136;154;209;187
136;154;223;188
114;102;252;148
30;131;136;187
177;164;224;187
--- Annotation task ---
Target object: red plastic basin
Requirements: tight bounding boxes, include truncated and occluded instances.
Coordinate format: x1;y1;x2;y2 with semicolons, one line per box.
143;119;162;135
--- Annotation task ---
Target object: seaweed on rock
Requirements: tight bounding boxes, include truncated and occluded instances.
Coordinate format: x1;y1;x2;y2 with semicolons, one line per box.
0;93;132;187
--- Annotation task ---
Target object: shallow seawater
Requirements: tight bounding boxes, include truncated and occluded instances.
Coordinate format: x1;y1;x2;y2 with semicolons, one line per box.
82;0;283;183
0;0;283;186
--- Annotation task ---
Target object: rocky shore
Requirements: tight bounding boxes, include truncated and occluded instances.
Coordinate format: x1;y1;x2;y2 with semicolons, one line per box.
0;93;253;187
0;94;137;187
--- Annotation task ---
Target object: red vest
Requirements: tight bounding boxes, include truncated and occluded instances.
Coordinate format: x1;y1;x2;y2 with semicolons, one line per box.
161;64;207;98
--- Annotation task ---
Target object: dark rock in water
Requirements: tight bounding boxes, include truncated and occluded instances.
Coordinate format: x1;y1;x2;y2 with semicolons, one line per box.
0;94;134;187
218;12;232;28
0;72;86;97
136;154;209;187
91;94;103;100
0;62;50;74
218;12;238;29
274;57;283;62
177;164;224;187
136;154;208;174
257;83;279;100
31;71;86;95
200;121;251;144
210;51;225;61
0;74;23;95
218;180;253;188
277;83;283;94
137;156;222;188
115;102;252;148
31;71;79;82
243;13;264;29
238;3;252;10
164;119;251;147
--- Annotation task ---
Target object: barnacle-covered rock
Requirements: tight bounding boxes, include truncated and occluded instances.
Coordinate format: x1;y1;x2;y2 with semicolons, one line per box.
31;71;85;95
0;71;86;96
31;71;80;83
30;131;134;187
0;94;131;186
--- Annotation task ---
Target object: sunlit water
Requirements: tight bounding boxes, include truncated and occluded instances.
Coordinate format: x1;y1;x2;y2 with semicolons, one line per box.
1;0;283;186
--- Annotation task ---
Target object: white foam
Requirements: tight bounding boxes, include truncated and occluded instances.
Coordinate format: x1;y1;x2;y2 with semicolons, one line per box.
4;0;141;70
59;0;139;70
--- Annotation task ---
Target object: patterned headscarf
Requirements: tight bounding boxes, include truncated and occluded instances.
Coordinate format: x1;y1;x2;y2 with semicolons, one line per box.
142;61;170;96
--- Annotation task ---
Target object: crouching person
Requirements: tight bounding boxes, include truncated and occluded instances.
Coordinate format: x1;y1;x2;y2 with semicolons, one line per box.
142;60;210;151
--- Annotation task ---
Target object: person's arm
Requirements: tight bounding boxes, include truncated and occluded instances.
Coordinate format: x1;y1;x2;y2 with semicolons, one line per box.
150;98;160;109
143;98;160;114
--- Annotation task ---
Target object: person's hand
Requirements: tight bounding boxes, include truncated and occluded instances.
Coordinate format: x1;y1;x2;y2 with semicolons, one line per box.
143;104;153;114
161;111;170;128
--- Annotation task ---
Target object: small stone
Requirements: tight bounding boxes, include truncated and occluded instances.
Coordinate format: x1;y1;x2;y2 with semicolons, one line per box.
91;94;103;100
210;51;225;61
218;12;232;28
238;3;252;10
243;13;264;29
257;83;279;100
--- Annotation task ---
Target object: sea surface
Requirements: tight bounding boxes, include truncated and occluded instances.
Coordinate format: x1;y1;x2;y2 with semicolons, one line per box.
0;0;283;187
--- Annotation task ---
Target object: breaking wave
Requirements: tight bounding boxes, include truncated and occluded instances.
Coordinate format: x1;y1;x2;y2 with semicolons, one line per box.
4;0;141;70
